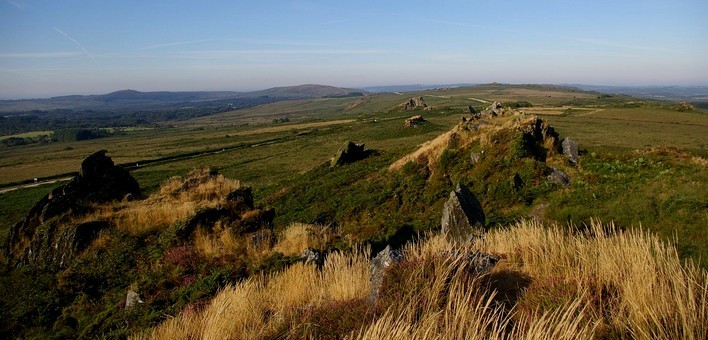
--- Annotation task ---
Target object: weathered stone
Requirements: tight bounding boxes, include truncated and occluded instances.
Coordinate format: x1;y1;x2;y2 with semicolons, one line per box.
447;249;499;274
369;245;403;302
125;290;143;309
480;101;505;116
331;141;369;167
465;252;499;274
562;138;579;166
403;115;426;127
441;183;486;243
400;97;427;110
6;150;140;269
548;167;570;186
300;247;321;265
470;152;482;165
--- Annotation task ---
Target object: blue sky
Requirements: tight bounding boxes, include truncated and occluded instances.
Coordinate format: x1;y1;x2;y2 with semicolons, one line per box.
1;0;706;98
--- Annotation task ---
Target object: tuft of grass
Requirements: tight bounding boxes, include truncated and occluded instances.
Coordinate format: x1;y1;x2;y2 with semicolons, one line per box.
139;219;707;339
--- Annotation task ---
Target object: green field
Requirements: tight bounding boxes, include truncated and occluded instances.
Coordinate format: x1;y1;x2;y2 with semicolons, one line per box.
1;84;706;262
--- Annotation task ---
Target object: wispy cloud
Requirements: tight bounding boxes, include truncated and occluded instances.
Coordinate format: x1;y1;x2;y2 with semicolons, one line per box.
0;51;83;58
53;27;99;66
575;38;687;55
6;0;26;10
175;49;387;58
139;39;214;50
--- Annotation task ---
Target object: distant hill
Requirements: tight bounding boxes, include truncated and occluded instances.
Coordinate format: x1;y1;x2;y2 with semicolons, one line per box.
362;83;478;93
0;84;366;113
563;84;708;102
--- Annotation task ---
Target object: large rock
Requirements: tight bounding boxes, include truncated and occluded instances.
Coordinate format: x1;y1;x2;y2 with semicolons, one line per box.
331;141;370;167
562;138;579;166
441;183;486;243
369;246;403;302
6;150;140;269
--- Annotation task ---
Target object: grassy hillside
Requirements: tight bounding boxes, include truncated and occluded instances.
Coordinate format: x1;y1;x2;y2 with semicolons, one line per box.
0;84;706;338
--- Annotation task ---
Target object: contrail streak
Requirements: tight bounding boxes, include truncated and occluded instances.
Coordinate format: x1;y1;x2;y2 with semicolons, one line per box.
53;27;99;66
139;39;214;50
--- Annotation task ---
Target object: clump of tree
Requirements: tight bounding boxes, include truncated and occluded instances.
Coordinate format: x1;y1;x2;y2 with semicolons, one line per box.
1;134;53;148
52;128;111;142
503;101;533;108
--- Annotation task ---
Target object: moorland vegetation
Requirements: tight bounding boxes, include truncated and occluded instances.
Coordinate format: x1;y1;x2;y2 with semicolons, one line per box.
0;84;706;338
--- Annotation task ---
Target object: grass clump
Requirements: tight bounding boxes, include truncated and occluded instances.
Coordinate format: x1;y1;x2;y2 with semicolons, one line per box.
138;219;707;339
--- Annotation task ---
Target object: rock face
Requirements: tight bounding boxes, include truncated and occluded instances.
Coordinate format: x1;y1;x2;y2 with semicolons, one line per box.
369;246;403;302
403;115;426;127
331;141;370;166
6;150;140;269
562;138;579;166
400;97;427;110
441;183;486;243
516;117;560;162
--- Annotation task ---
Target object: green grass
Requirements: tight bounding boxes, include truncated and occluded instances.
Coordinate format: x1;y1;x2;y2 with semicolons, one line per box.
0;130;53;140
546;151;708;261
1;84;706;262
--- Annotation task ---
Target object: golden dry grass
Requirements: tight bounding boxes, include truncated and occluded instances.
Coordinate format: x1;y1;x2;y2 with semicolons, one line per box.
137;219;707;339
135;247;371;339
81;168;240;236
272;222;336;256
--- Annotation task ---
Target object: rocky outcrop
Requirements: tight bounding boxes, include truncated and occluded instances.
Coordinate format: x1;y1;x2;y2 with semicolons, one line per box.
562;138;579;166
403;115;426;127
516;117;560;162
6;150;140;269
331;141;371;166
482;102;505;116
441;183;486;243
400;97;427;110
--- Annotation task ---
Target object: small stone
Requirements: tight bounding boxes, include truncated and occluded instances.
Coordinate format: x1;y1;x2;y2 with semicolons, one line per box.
125;290;143;309
300;247;321;265
548;167;570;186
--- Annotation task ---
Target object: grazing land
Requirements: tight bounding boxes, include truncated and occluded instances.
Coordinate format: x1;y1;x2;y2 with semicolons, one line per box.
0;84;706;338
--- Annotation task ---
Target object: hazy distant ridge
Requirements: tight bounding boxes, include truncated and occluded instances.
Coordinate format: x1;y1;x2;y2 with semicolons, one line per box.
0;84;365;113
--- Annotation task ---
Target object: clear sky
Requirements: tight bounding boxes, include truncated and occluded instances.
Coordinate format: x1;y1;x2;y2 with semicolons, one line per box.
1;0;706;99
